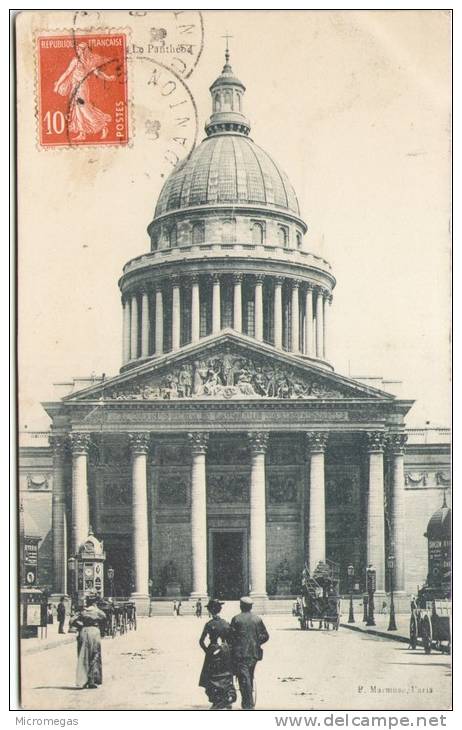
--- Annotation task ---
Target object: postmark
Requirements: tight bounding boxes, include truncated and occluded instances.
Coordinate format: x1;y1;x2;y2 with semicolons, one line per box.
132;57;198;178
37;32;129;147
71;9;204;79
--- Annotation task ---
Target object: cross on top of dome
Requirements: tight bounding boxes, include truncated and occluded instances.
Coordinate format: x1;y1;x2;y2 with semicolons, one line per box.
222;31;233;67
205;42;251;137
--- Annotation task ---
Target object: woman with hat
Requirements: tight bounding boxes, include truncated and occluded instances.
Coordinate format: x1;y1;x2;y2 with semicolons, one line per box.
69;595;106;689
198;599;236;710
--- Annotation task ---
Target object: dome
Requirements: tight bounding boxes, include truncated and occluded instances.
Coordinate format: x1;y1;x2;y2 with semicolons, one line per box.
425;492;451;540
154;134;300;218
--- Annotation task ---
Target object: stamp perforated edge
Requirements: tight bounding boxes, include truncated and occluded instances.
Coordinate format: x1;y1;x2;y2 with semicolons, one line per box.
33;26;134;151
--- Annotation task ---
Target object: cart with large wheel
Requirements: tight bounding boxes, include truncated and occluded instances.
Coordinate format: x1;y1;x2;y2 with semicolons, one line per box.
409;595;451;655
298;560;341;631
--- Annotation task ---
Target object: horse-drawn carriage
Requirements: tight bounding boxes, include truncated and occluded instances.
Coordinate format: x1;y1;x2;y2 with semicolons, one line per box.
409;492;451;655
409;590;451;655
298;560;341;631
98;599;137;638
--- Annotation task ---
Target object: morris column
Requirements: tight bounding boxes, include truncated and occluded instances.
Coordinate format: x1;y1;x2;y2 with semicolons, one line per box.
129;432;151;614
248;431;269;605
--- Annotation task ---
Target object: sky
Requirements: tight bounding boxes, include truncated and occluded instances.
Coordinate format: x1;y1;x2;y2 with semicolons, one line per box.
17;10;451;430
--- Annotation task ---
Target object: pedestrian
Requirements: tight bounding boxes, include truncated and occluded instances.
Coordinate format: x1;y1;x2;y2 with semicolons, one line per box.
199;599;236;710
196;598;203;618
57;596;66;634
177;600;182;616
47;603;54;625
230;596;269;710
381;600;388;615
173;601;177;616
69;595;106;689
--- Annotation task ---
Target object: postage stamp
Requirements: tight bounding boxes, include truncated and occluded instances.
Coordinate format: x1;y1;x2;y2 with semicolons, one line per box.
37;32;129;147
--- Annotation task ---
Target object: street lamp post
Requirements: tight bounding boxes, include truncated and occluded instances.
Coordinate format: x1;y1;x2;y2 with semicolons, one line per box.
366;564;376;627
107;567;115;599
347;564;355;623
387;554;397;631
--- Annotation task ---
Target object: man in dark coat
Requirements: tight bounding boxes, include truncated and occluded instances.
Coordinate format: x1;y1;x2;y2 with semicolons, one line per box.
57;597;66;634
230;596;269;710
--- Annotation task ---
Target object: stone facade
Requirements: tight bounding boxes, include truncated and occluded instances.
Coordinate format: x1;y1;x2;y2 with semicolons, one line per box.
18;53;451;613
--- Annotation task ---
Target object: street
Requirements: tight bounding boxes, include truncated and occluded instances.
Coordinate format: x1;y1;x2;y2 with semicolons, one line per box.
20;610;451;711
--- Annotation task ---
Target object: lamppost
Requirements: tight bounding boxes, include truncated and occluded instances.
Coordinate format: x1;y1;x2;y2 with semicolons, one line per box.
107;567;115;599
387;554;397;631
67;556;77;610
347;564;355;623
366;564;376;626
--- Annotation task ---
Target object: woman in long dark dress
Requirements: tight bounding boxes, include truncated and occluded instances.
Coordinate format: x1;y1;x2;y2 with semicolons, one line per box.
70;596;106;689
199;599;236;710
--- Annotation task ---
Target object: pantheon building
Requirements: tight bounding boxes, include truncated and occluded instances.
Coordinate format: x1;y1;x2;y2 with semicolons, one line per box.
20;52;450;614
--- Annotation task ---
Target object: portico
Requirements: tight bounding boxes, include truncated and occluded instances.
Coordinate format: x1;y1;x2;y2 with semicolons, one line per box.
45;333;412;614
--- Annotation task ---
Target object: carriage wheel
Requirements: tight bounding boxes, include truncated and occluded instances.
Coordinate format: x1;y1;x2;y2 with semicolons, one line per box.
409;615;418;650
421;615;432;654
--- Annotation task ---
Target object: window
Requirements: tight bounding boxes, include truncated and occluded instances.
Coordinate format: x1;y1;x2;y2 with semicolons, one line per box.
151;230;159;251
168;226;177;248
251;221;265;245
296;231;302;249
214;93;221;112
223;89;232;111
278;225;289;249
221;219;236;243
192;221;204;245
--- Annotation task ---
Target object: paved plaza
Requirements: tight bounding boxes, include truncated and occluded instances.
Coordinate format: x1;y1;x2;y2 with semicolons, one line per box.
20;610;451;712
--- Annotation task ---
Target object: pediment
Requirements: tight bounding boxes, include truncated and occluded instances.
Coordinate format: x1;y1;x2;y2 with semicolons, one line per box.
65;332;396;404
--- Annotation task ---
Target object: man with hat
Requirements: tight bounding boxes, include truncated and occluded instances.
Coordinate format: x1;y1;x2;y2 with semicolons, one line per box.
230;596;270;710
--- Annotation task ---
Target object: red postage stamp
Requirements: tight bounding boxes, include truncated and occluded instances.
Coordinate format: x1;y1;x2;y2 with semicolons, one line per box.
37;33;129;147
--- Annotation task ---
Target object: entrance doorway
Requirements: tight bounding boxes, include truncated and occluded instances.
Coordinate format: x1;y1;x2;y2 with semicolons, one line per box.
211;531;245;599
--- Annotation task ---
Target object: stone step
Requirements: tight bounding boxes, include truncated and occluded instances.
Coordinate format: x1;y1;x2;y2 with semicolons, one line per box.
149;598;297;616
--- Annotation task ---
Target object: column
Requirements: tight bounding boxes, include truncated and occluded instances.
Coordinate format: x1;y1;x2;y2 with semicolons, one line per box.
155;284;164;356
191;275;200;343
130;293;139;360
291;280;300;353
233;273;243;333
323;293;331;360
172;276;181;351
69;433;91;554
366;432;386;592
254;274;264;341
306;432;328;573
129;433;150;606
212;274;221;335
188;432;209;598
389;433;407;592
248;431;269;598
122;297;131;365
314;288;324;358
140;289;150;359
273;277;283;349
50;435;67;595
304;285;314;357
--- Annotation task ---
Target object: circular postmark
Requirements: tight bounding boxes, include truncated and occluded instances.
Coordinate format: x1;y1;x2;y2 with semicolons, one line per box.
35;13;201;165
72;9;204;79
131;56;199;179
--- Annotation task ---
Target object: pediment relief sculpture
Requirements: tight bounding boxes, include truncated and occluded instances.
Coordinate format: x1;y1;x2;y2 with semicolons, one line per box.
93;348;352;402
